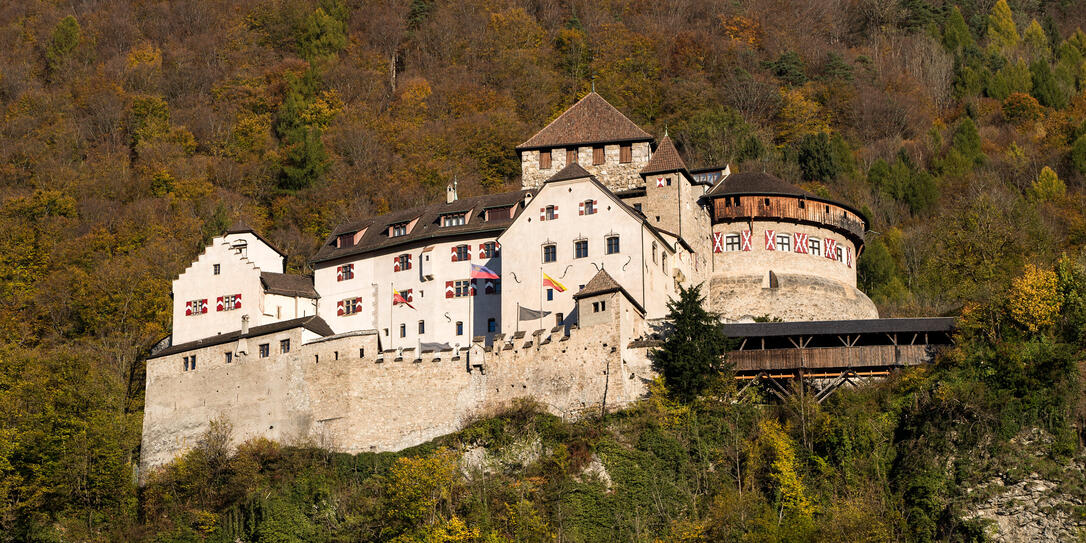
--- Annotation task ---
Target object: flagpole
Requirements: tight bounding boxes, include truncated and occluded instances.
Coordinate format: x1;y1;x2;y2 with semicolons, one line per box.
538;266;543;334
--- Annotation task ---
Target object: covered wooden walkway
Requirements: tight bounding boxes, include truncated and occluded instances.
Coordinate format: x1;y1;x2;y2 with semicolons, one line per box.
722;318;955;402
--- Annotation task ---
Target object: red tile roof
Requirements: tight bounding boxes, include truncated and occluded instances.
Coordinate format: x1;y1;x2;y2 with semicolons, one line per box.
640;135;688;175
516;93;652;151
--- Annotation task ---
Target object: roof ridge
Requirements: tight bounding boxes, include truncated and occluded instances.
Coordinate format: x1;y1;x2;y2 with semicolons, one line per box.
640;134;688;175
516;92;652;151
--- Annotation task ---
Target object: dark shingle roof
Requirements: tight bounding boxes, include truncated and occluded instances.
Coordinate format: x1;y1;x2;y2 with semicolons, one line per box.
260;272;318;298
573;269;645;314
312;190;532;264
706;172;820;199
573;269;623;298
516;93;652;151
721;317;956;338
150;316;334;358
640;135;688;175
545;163;595;183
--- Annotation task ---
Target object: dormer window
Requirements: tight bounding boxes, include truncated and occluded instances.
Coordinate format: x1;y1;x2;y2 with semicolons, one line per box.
231;240;247;257
338;232;356;248
442;213;466;227
390;223;408;237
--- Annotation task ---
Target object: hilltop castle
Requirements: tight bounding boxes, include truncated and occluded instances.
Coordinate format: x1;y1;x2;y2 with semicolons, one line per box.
140;93;879;474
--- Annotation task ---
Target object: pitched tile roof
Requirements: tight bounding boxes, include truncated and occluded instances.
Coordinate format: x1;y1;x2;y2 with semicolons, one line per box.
260;272;318;298
706;172;819;199
516;92;652;151
311;190;532;264
573;269;645;314
150;315;333;358
640;135;688;175
544;163;595;183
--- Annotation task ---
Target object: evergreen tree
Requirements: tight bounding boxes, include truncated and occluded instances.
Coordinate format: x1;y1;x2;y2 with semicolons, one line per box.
46;15;81;77
649;284;731;402
1070;134;1086;175
298;7;347;62
764;50;807;86
952;117;983;164
986;58;1032;100
821;52;853;81
795;132;840;181
943;7;975;51
279;127;329;191
986;0;1020;52
1031;59;1068;108
1023;19;1050;61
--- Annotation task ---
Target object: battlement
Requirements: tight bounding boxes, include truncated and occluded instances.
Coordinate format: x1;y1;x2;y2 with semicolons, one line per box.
140;290;655;476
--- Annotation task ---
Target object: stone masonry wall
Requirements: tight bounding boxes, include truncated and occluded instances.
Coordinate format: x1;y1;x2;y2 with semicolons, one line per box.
520;142;651;191
141;306;654;476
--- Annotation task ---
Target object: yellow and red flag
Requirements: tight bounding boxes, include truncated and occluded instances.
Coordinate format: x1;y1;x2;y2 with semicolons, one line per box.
542;272;566;292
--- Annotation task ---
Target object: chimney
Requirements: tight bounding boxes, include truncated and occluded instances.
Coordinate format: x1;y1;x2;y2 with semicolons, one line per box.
241;314;250;335
446;179;458;204
236;314;251;356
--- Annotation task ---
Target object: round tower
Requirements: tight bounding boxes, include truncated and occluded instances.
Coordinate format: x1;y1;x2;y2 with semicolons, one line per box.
705;172;877;322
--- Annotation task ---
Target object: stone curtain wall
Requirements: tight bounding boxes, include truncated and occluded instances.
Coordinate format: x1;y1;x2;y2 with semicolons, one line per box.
141;310;655;475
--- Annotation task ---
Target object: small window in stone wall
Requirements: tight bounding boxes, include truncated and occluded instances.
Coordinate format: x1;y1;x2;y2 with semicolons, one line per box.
620;144;632;163
593;146;604;165
726;234;740;251
280;339;290;353
224;351;232;364
259;344;269;358
539;149;551;169
776;234;790;252
809;238;821;256
566;148;577;164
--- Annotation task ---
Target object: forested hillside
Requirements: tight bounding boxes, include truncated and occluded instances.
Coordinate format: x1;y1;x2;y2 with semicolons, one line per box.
1;0;1086;540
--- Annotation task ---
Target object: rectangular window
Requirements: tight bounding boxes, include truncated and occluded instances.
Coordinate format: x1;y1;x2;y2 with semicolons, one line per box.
338;263;354;281
809;238;821;256
342;298;363;315
390;223;407;237
776;234;791;252
220;294;241;311
545;205;556;220
726;234;740;251
556;313;564;326
574;240;588;259
592;145;604;165
454;280;471;297
593;301;607;312
566;148;577;164
359;348;365;358
456;321;464;335
397;254;410;270
259;344;270;358
213;264;220;275
187;299;207;316
224;351;232;364
542;244;556;263
606;236;620;254
418;320;425;334
547;288;554;301
442;213;466;227
182;356;189;371
583;200;595;215
483;241;497;258
280;339;290;354
399;323;406;337
539;149;552;169
455;245;470;261
487;318;496;332
835;247;843;261
666;177;672;186
620;144;632;163
338;233;355;248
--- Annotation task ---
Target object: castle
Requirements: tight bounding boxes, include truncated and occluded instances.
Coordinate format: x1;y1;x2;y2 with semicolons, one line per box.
140;93;881;474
